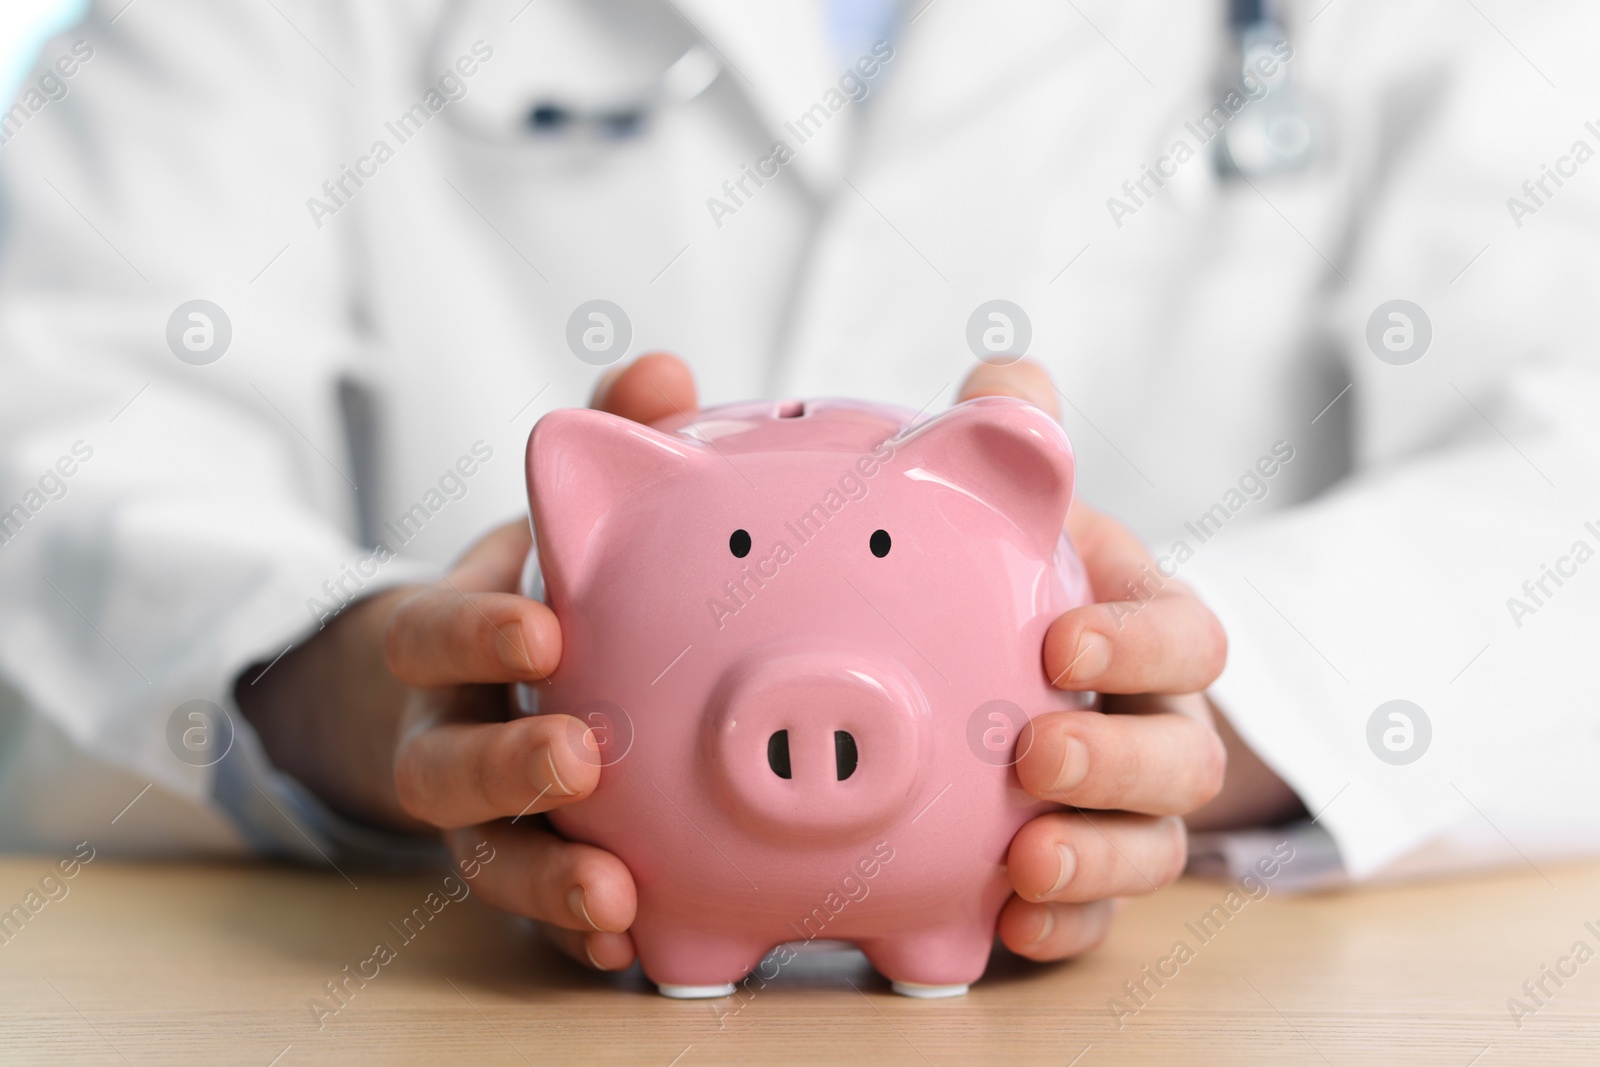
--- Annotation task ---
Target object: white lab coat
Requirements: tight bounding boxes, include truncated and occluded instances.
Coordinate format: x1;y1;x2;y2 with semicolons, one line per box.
0;0;1596;883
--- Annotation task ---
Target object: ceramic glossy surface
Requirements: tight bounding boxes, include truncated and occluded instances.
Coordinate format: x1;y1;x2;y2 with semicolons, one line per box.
523;397;1092;995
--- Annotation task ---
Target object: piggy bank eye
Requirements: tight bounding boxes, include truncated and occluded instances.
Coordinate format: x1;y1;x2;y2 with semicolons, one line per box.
729;529;752;558
869;529;891;558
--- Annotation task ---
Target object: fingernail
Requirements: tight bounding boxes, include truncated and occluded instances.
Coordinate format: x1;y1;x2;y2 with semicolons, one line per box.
569;885;599;930
579;726;602;761
1051;735;1089;795
1068;633;1111;684
541;745;574;797
1026;902;1057;947
584;936;609;971
498;627;534;675
1034;842;1076;901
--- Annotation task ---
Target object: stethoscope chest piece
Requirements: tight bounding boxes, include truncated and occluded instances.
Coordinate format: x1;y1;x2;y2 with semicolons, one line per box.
1217;85;1320;178
1213;3;1323;181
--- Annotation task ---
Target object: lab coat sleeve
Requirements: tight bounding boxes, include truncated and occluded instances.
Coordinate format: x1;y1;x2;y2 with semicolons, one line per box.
1182;7;1600;883
0;1;438;862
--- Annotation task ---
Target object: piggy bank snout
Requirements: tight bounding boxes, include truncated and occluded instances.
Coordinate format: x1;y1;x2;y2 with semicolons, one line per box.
705;650;928;841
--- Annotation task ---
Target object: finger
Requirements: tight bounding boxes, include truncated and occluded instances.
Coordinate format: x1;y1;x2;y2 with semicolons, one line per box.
448;518;534;593
386;586;561;686
997;897;1118;962
395;711;599;827
1015;703;1225;815
1062;500;1215;631
1008;811;1187;904
1065;498;1155;588
445;823;636;933
592;352;698;425
1043;592;1227;693
956;358;1060;418
543;924;637;972
1049;501;1227;692
1066;498;1203;611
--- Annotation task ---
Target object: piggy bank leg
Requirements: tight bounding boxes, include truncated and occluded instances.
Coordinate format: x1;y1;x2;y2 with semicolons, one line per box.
633;926;767;1000
890;980;971;999
858;926;994;998
658;982;737;1000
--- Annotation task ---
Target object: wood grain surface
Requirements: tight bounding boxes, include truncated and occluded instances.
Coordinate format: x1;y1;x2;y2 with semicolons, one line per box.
0;855;1596;1065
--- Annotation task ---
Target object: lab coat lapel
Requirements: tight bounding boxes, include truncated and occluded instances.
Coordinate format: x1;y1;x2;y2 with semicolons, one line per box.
873;0;1085;148
664;0;848;188
777;0;1197;401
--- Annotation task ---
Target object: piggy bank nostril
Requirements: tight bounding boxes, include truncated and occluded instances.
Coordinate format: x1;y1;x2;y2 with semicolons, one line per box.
767;730;792;779
834;730;858;781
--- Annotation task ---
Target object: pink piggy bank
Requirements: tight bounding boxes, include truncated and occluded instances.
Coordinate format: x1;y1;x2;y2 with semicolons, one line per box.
521;396;1092;998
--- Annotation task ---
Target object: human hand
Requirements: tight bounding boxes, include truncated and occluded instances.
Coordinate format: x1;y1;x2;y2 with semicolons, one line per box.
956;360;1230;962
243;354;1226;973
234;356;696;971
383;353;700;972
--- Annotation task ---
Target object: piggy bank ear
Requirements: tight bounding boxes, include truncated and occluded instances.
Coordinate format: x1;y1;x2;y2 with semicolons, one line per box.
526;407;708;606
890;397;1075;555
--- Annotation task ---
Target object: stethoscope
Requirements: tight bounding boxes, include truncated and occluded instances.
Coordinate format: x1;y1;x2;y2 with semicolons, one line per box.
521;44;721;140
422;0;723;146
1214;0;1321;180
434;0;1319;177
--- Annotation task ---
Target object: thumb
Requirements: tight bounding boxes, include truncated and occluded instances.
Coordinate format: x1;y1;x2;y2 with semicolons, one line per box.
956;358;1060;419
591;352;698;425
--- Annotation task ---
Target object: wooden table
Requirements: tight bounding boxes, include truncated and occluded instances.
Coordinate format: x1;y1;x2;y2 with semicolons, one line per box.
1;855;1596;1064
